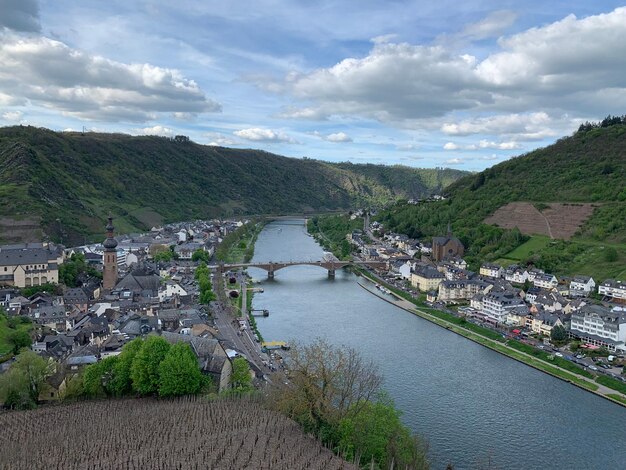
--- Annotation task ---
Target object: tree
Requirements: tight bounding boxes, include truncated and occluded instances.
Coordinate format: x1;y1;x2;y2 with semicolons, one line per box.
604;247;618;263
153;249;173;262
231;357;253;392
110;338;143;396
192;249;209;263
337;393;429;470
271;338;383;435
0;350;51;408
551;325;568;342
11;329;32;354
131;336;171;395
158;342;204;397
83;356;119;397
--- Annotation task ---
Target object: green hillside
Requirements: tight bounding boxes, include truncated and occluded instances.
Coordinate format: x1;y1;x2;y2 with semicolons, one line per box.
0;126;466;244
377;120;626;279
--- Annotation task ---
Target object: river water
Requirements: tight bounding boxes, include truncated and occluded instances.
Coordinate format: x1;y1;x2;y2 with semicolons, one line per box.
248;220;626;470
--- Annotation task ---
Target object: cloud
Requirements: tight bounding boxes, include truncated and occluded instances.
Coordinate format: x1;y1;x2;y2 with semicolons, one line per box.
204;132;237;146
1;110;23;121
0;0;41;32
268;8;626;127
458;10;518;40
396;143;419;151
443;139;520;150
441;112;556;139
234;128;296;143
133;125;175;137
480;154;500;161
0;31;221;122
444;158;464;165
314;131;352;143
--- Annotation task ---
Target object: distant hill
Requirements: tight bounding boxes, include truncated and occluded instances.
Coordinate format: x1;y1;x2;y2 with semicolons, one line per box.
0;126;467;244
377;120;626;279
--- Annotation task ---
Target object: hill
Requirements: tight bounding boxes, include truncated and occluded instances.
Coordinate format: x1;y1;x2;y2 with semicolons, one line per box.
0;126;467;244
0;396;357;470
377;120;626;279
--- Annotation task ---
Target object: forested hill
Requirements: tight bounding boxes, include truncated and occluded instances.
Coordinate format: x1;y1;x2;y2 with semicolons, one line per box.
0;126;466;244
377;121;626;278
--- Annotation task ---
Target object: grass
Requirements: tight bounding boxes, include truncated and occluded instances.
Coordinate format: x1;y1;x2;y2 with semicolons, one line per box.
504;235;551;260
606;394;626;405
507;341;594;378
596;375;626;394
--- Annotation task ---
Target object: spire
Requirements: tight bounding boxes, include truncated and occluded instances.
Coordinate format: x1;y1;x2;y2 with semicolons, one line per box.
103;215;118;251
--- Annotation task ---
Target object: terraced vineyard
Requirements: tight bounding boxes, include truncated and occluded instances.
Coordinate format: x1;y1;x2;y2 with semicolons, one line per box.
0;397;356;470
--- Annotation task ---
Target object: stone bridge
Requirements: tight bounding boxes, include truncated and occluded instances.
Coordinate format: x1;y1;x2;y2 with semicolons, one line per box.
217;260;388;278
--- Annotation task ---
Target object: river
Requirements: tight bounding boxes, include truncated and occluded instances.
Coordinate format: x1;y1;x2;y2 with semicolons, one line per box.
248;220;626;470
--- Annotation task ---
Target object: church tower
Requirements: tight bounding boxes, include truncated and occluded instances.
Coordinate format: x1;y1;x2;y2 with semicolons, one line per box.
102;216;118;290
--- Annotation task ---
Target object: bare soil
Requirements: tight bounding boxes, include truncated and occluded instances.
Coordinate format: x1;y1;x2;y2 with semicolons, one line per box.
485;202;597;239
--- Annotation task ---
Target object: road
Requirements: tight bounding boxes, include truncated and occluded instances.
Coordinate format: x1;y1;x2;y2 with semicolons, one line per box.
211;270;273;379
364;212;382;243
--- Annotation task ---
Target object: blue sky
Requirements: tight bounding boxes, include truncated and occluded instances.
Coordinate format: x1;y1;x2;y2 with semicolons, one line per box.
1;1;625;170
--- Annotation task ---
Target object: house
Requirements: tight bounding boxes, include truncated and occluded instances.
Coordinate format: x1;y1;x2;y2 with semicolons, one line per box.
504;266;529;284
533;273;558;290
0;243;63;288
158;281;188;302
161;332;233;392
598;279;626;303
64;288;89;312
481;291;526;324
174;242;205;260
531;312;565;335
438;280;488;303
530;291;567;313
569;276;595;297
480;263;502;279
30;305;67;331
570;305;626;351
114;266;161;298
527;268;545;282
432;228;464;262
411;266;444;292
506;306;531;327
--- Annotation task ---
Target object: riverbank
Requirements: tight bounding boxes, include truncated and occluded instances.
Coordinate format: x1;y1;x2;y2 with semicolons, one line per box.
357;272;626;407
215;220;266;263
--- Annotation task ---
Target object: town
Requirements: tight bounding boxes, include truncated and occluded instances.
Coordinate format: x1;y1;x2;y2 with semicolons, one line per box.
1;211;625;407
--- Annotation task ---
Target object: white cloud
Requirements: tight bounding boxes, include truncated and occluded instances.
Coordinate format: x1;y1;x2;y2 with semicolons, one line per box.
481;154;500;161
396;143;419;151
316;131;352;143
443;142;460;150
0;31;221;122
444;158;464;165
234;128;296;143
444;139;520;150
441;112;554;138
203;132;237;146
133;125;175;137
1;110;23;121
269;8;626;127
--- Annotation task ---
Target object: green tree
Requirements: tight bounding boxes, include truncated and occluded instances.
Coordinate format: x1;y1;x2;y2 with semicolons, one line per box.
11;329;32;354
131;336;171;395
110;338;143;396
83;356;119;397
154;250;174;262
192;249;209;263
158;342;203;397
59;253;101;287
338;393;429;470
0;350;51;408
231;357;253;392
551;325;568;342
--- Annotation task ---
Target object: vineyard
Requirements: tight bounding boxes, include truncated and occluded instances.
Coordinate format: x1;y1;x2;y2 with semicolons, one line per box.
0;396;357;470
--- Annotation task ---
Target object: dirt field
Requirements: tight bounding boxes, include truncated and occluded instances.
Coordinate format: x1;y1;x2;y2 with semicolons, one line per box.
0;396;356;470
485;202;597;239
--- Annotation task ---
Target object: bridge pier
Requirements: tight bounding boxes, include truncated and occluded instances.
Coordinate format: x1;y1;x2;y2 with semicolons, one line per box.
267;270;274;279
328;269;335;278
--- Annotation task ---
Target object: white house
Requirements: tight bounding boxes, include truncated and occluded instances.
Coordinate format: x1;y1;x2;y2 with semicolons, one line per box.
158;281;188;302
598;279;626;302
569;276;595;297
570;305;626;351
481;291;526;323
533;273;558;290
504;266;529;284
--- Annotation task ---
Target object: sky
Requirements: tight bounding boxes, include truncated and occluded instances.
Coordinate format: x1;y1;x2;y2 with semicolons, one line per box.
1;1;625;170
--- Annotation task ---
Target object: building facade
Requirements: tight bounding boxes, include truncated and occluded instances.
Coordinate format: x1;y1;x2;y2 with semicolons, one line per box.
102;217;119;290
0;243;63;288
